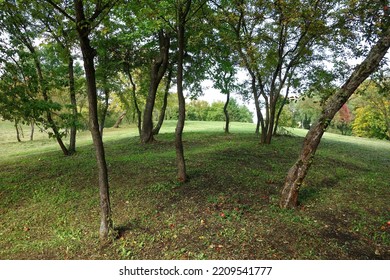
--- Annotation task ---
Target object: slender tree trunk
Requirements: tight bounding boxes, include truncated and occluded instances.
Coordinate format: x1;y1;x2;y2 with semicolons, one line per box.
223;91;230;134
99;87;110;137
273;84;291;135
15;120;21;142
153;67;172;135
28;46;69;155
280;27;390;209
127;71;142;136
175;1;191;182
251;77;263;136
68;55;77;154
74;0;113;241
30;120;34;141
141;30;170;143
265;101;276;144
113;111;126;128
256;98;266;143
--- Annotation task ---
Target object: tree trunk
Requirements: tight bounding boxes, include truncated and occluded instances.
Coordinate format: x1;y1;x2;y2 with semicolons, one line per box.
30;120;34;141
113;111;126;128
99;87;110;137
273;85;291;135
223;91;230;134
28;45;69;156
15;120;21;142
68;55;77;154
280;27;390;209
175;1;191;182
127;70;142;136
265;100;276;144
74;0;113;241
153;67;172;135
141;30;170;143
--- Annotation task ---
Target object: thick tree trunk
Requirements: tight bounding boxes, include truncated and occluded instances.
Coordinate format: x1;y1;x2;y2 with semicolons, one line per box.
141;30;170;143
68;55;77;154
280;27;390;209
74;0;113;241
153;67;172;135
223;91;230;134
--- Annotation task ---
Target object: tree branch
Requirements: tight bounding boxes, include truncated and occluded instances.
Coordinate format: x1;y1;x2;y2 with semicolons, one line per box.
44;0;75;22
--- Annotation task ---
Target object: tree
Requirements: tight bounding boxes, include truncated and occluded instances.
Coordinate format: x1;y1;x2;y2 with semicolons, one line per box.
332;104;353;135
141;29;171;143
152;66;174;135
215;0;334;144
280;5;390;208
45;0;120;241
35;2;80;154
352;79;390;139
174;0;192;182
0;0;70;155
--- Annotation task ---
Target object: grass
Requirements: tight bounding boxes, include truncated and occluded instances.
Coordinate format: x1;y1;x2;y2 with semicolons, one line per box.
0;120;389;259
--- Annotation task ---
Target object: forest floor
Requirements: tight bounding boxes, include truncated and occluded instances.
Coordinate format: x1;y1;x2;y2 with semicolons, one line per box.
0;120;389;259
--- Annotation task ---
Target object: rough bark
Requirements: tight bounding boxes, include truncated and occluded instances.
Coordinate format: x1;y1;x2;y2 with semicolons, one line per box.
153;67;172;135
74;0;113;241
141;30;170;143
280;27;390;209
223;91;230;134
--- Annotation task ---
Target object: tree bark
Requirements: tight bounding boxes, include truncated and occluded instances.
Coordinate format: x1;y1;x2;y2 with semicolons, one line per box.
153;66;172;135
127;70;142;136
223;91;230;134
113;111;126;128
175;1;191;182
141;30;170;143
74;0;113;241
15;120;21;142
30;120;34;141
273;81;291;135
280;27;390;209
99;87;110;137
68;55;77;154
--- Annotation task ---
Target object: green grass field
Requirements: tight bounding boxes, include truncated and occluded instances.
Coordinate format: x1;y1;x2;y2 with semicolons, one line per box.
0;120;389;259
